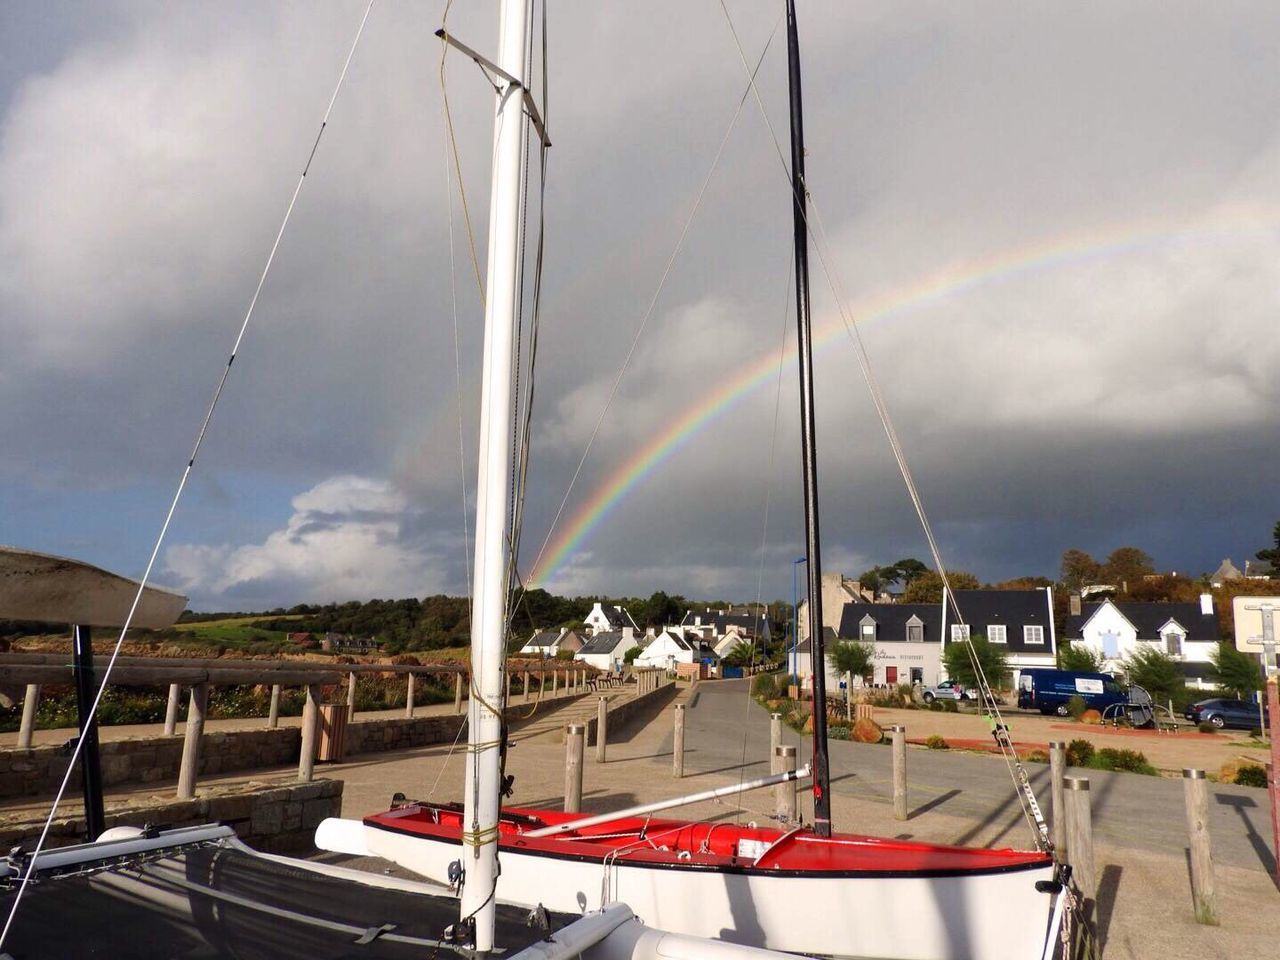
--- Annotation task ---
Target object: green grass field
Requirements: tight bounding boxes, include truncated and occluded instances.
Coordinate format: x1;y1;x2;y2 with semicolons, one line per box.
170;614;304;650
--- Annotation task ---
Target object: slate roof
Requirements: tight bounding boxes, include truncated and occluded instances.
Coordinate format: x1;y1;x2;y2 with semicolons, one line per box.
1210;558;1242;583
576;630;633;656
1064;601;1219;644
838;603;942;643
593;605;638;630
947;589;1056;654
680;610;770;636
523;630;561;648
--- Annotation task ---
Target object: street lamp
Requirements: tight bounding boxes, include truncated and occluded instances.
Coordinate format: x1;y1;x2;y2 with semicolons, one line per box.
791;556;808;684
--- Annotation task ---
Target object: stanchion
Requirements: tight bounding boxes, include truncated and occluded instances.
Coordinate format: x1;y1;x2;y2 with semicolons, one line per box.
177;683;209;799
673;704;686;778
565;723;585;812
1064;776;1095;902
1049;740;1066;853
1182;769;1218;925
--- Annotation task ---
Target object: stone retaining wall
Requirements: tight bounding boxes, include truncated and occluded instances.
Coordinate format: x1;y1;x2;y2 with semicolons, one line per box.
0;778;343;853
584;679;678;744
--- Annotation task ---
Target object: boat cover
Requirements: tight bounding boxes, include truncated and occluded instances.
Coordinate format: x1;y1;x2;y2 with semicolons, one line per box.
0;840;568;959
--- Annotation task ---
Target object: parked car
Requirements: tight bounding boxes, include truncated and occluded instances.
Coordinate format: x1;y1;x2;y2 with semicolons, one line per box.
1184;698;1268;730
1017;669;1128;717
921;680;978;703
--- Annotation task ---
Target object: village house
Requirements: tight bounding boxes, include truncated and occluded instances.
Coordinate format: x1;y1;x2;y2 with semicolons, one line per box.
1063;594;1220;688
634;628;715;670
583;602;639;636
680;607;772;648
517;628;584;657
795;572;870;645
939;588;1058;688
574;627;640;672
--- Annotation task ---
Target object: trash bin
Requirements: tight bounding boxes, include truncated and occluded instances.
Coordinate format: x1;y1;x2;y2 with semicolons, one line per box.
317;702;348;762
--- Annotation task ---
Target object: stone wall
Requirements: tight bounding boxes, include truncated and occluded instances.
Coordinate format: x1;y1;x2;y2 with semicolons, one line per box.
0;778;343;853
584;679;678;744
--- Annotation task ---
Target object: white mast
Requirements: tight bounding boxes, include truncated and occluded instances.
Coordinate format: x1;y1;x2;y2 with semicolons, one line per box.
461;0;531;951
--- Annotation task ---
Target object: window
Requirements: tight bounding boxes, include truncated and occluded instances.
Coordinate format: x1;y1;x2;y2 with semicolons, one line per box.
950;624;970;642
1164;631;1183;657
906;622;924;643
988;624;1007;644
1023;625;1045;645
860;617;876;642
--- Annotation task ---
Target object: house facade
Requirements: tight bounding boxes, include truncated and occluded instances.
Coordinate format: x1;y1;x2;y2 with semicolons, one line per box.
1063;595;1220;688
940;588;1058;688
840;603;945;687
635;629;714;669
574;627;640;672
681;608;772;647
796;572;869;645
517;628;584;657
583;602;639;636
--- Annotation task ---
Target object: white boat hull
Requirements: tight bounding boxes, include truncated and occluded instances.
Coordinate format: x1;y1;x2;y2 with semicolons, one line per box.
346;817;1058;960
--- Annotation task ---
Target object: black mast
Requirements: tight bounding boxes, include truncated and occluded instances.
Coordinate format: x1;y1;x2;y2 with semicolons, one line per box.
786;0;831;837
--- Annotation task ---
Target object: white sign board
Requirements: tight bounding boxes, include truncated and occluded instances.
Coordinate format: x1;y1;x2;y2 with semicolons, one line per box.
1232;596;1280;660
1075;678;1104;695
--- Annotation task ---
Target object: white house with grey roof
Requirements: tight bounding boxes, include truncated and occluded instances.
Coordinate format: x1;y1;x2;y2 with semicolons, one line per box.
518;628;584;657
583;602;639;636
681;608;771;647
574;628;640;672
1063;595;1220;688
635;629;713;669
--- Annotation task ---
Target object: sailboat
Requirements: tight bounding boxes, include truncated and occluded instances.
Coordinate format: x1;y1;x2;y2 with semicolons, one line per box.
318;4;1086;959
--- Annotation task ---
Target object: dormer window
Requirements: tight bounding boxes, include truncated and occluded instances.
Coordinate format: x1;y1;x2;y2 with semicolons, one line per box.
950;624;970;642
906;615;924;643
988;625;1007;644
1023;625;1044;645
1164;630;1183;657
859;615;877;642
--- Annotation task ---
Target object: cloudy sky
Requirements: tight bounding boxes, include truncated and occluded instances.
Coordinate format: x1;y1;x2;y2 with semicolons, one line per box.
1;1;1277;611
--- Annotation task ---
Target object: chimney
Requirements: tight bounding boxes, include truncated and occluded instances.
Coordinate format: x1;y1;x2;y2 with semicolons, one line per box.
1199;593;1214;616
646;626;655;638
1069;594;1082;617
623;626;634;641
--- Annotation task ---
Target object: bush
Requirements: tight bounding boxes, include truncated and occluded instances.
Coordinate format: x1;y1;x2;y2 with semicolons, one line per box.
1024;749;1049;764
1066;695;1088;720
1092;748;1156;775
925;734;949;750
943;699;959;713
1235;765;1268;788
1066;738;1095;767
1197;721;1218;734
828;722;852;741
752;673;784;700
929;701;944;712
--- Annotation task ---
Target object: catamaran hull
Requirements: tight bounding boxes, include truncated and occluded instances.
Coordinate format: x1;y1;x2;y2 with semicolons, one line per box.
353;820;1058;960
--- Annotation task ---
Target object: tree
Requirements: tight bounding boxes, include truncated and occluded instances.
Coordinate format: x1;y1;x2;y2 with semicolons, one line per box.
993;576;1054;590
901;570;981;604
1120;646;1182;703
1256;521;1280;570
1125;575;1200;603
1057;642;1104;672
1059;549;1101;590
1101;547;1154;589
941;634;1010;689
1209;643;1264;698
828;640;875;682
721;640;756;667
892;558;929;585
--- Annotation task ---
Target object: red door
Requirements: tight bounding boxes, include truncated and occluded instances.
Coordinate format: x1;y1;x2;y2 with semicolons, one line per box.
886;666;898;684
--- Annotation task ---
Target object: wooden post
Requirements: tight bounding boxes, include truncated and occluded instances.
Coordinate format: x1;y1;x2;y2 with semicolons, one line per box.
595;696;608;763
346;671;358;724
844;672;852;721
176;683;209;799
892;725;908;821
1049;741;1067;854
298;683;320;783
506;671;512;705
1267;675;1280;889
17;684;40;749
565;723;585;813
770;713;783;774
673;704;686;778
775;745;797;822
267;684;281;729
455;673;464;714
405;672;416;718
552;670;559;697
163;683;181;736
1182;769;1218;925
1064;776;1095;901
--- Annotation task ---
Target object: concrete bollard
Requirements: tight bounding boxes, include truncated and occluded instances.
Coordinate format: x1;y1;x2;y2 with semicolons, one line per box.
1049;741;1066;854
164;683;181;736
347;672;358;724
673;704;686;778
596;696;608;763
552;670;559;697
1183;769;1218;925
298;683;321;783
18;684;40;749
775;745;797;822
455;673;464;714
176;683;209;800
405;673;416;718
565;723;585;812
268;684;281;729
1064;776;1095;901
891;725;907;821
770;713;783;774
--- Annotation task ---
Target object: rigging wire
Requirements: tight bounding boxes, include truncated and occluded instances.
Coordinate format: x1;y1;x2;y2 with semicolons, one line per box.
519;8;785;593
715;0;1047;848
735;252;794;824
0;2;379;948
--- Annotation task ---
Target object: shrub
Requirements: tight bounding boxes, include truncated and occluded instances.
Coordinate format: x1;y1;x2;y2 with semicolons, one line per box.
929;701;944;712
1066;695;1088;720
1092;748;1156;775
943;699;959;713
1024;749;1049;764
828;723;852;741
1235;765;1268;788
752;673;784;700
925;734;949;750
1197;722;1218;734
1065;738;1095;767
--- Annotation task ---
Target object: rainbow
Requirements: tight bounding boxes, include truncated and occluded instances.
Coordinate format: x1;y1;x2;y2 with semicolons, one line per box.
525;216;1278;588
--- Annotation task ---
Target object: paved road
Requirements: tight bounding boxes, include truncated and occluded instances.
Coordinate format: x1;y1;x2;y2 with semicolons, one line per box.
670;680;1276;874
